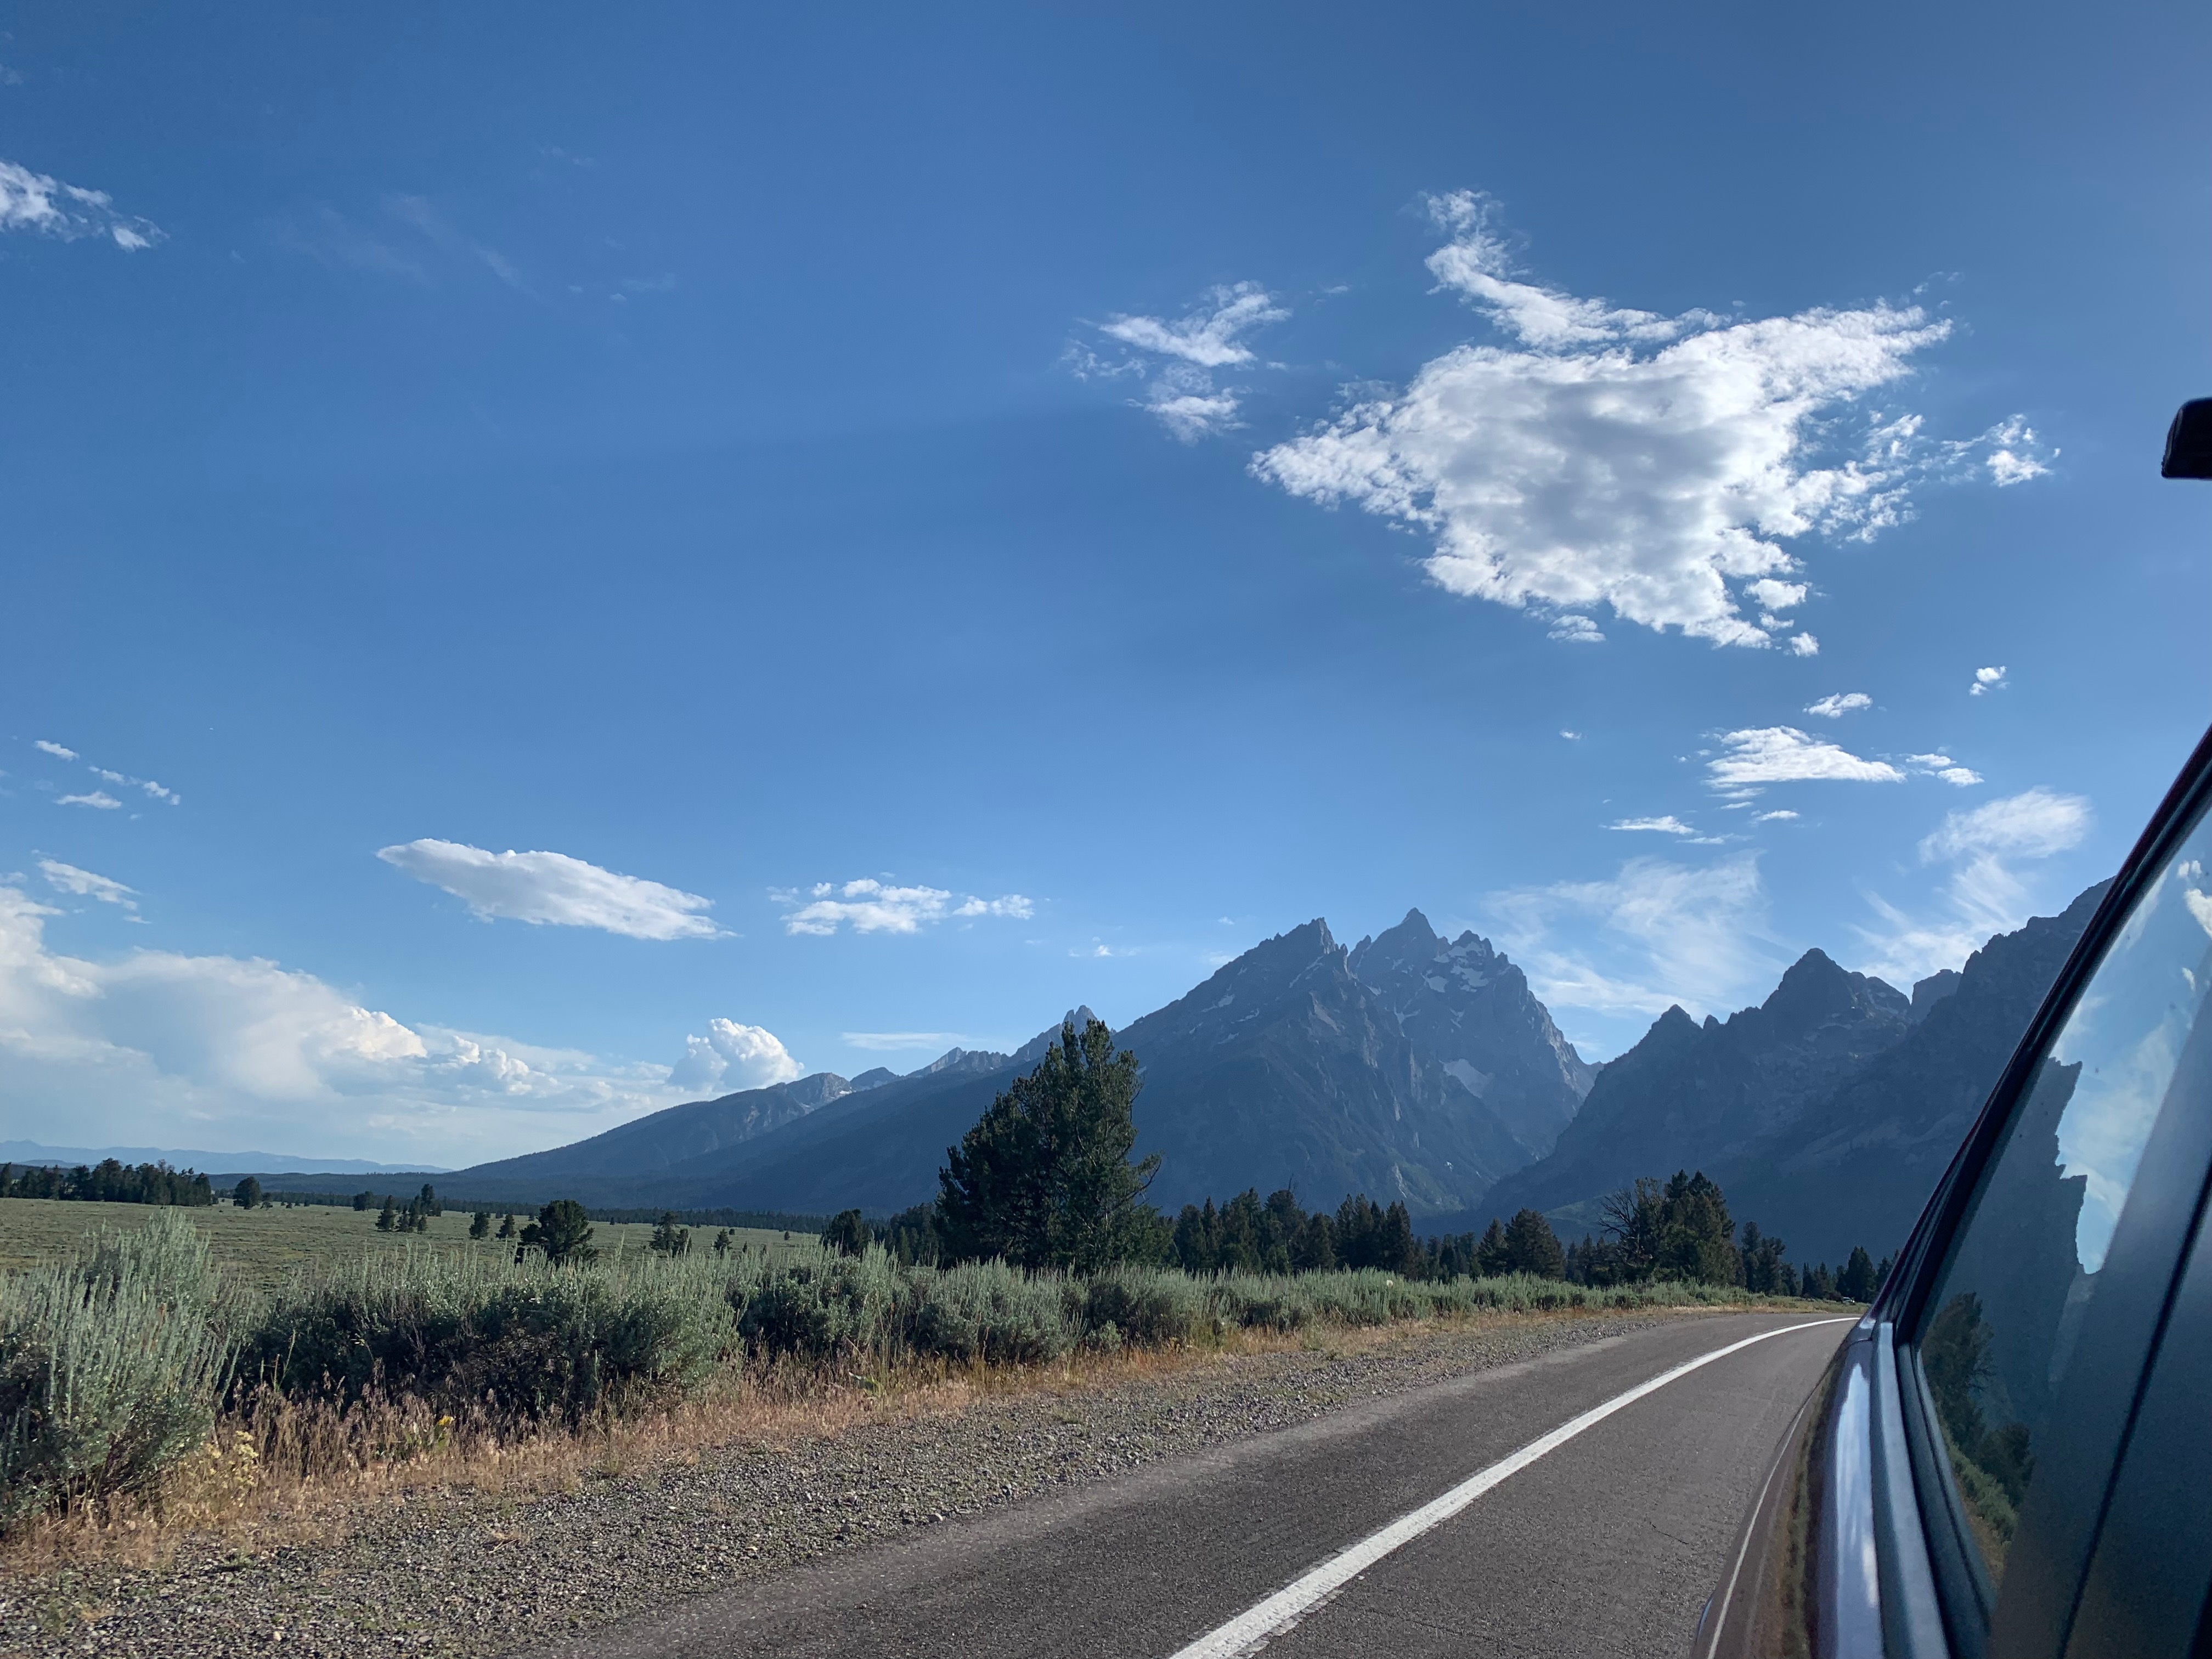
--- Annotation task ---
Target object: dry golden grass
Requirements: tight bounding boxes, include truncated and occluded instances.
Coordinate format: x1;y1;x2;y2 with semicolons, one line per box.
0;1303;1672;1577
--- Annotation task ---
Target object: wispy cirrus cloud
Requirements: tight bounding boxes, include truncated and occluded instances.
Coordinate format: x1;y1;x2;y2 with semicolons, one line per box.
1252;191;2052;652
775;878;1033;937
38;859;140;916
0;158;162;251
57;791;122;811
1855;787;2094;984
378;839;724;940
842;1031;970;1052
1069;281;1290;441
1487;853;1786;1051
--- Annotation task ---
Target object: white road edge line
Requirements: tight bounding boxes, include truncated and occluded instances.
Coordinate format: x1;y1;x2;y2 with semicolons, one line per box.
1165;1317;1855;1659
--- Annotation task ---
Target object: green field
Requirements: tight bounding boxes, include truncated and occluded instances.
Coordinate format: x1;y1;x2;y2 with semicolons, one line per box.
0;1197;809;1289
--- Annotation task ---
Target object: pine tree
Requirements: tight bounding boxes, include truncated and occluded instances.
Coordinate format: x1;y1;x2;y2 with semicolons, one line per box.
819;1209;868;1257
1503;1209;1565;1278
496;1213;517;1239
469;1211;491;1240
233;1176;263;1210
936;1018;1161;1272
713;1228;732;1257
1838;1245;1879;1302
520;1198;597;1265
1475;1218;1510;1277
352;1190;373;1211
376;1195;398;1232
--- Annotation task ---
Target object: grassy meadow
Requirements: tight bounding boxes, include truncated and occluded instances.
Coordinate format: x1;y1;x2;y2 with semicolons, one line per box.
0;1197;806;1289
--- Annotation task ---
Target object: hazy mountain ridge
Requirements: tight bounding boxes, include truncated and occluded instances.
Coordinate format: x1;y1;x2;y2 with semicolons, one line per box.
1478;884;2109;1262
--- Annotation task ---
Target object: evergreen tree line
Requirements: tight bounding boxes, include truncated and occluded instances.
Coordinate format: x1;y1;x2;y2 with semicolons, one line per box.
0;1160;217;1207
804;1022;1893;1299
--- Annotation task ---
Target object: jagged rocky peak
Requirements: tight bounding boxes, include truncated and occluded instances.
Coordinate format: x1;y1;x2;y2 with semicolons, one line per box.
846;1067;899;1092
915;1046;1010;1078
1009;1007;1105;1068
1346;906;1595;1156
775;1072;854;1109
1731;949;1911;1058
1911;968;1963;1023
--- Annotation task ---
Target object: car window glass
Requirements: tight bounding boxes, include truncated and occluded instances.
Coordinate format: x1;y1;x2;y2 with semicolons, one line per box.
1910;816;2212;1588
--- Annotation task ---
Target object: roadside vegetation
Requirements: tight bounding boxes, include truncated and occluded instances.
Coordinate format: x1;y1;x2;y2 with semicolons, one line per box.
0;1019;1844;1546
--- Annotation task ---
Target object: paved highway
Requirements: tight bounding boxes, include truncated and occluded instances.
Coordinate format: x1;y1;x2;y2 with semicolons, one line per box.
555;1312;1848;1659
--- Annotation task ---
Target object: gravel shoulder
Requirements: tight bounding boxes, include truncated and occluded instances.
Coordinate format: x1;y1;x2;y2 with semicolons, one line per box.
1;1308;1716;1657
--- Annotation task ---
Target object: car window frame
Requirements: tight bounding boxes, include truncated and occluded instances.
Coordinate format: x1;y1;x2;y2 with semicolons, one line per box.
1873;721;2212;1659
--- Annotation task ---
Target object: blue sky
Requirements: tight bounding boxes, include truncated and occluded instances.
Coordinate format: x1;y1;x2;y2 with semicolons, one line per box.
4;1;2209;1166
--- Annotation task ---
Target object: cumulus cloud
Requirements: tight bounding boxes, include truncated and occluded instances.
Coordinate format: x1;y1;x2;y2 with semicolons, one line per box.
0;886;765;1164
665;1018;803;1097
1549;615;1604;644
1805;692;1872;719
1971;665;2007;696
777;878;1033;936
1073;281;1288;442
0;159;163;251
377;840;724;940
1252;191;2052;651
38;859;139;915
1707;727;1905;788
1487;853;1785;1050
1855;787;2094;985
57;791;122;810
33;741;77;759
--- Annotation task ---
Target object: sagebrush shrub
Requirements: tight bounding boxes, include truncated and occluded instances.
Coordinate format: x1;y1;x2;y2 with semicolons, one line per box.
0;1210;232;1528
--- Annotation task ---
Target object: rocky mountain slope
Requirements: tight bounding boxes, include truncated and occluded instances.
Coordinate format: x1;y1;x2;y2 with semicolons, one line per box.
1476;885;2108;1263
1347;909;1596;1157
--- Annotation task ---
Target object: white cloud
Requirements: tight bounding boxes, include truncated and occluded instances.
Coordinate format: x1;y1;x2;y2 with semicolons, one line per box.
1981;417;2053;486
1147;382;1245;441
842;1031;969;1052
1097;283;1288;368
665;1018;803;1096
1077;281;1288;442
1549;614;1605;644
0;885;781;1165
1252;192;2052;651
1707;726;1906;788
1971;665;2007;696
377;839;724;941
1855;787;2094;985
57;791;122;810
1755;810;1800;822
1487;853;1785;1048
38;859;139;915
1610;816;1697;836
1560;729;1583;741
33;740;77;759
1906;753;1984;787
777;877;1034;936
1805;692;1872;718
1787;634;1821;657
0;159;162;251
1919;787;2091;864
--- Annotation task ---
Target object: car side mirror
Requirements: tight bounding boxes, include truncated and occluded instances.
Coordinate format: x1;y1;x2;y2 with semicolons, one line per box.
2162;399;2212;478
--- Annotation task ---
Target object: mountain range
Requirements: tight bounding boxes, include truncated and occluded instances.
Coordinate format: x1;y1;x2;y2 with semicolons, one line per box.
272;887;2103;1268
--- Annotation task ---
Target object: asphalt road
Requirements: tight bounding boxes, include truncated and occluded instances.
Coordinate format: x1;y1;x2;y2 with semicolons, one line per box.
551;1312;1848;1659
